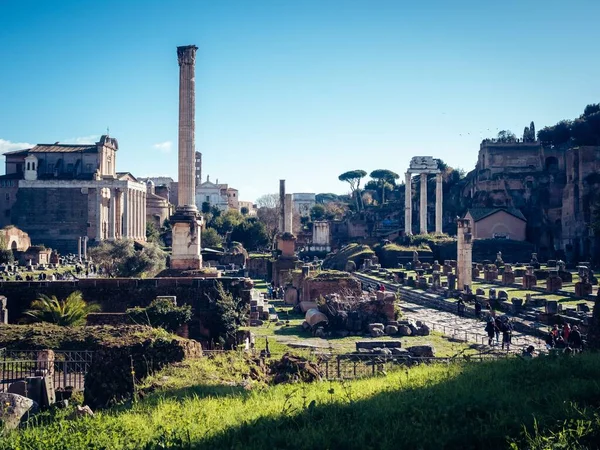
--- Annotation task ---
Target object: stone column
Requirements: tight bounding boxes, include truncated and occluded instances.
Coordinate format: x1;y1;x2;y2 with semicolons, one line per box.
83;237;88;259
279;180;285;232
435;173;443;234
404;172;412;235
284;193;293;233
136;191;141;239
456;218;473;291
132;190;137;239
141;192;146;241
78;237;82;260
109;189;116;240
95;188;103;241
177;45;198;209
420;173;428;234
122;189;129;238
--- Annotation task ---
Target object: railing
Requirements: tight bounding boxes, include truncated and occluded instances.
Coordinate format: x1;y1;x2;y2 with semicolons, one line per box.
0;350;94;392
317;353;511;380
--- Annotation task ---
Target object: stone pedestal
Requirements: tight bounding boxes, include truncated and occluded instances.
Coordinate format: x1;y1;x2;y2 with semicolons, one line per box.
502;265;515;285
170;208;202;270
484;265;498;283
522;274;537;289
575;280;593;297
546;272;563;293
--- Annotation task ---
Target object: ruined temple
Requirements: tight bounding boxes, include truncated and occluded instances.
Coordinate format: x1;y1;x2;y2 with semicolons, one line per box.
462;130;600;262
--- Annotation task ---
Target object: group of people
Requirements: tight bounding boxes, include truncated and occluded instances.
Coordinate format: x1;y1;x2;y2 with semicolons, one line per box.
267;282;284;300
545;323;583;351
484;316;514;351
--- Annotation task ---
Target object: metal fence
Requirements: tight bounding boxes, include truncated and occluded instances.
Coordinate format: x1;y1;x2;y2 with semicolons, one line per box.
317;353;511;380
0;349;94;392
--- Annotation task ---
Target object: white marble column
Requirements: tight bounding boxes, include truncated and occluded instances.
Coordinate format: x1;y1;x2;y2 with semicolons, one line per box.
135;190;140;239
435;173;443;234
404;172;412;235
78;237;82;260
122;189;129;238
141;192;146;240
420;173;428;234
109;189;116;240
96;188;103;241
284;193;293;233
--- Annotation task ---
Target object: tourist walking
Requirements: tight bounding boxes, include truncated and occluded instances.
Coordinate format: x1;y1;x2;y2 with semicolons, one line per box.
501;319;513;351
474;301;482;318
485;318;497;346
562;323;571;342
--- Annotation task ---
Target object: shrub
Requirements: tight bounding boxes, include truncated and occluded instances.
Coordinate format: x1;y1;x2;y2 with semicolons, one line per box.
126;298;192;332
23;291;100;326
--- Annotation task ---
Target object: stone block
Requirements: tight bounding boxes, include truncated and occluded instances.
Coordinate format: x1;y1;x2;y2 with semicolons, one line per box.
384;325;398;335
0;393;37;430
355;340;402;350
406;345;435;358
545;300;558;315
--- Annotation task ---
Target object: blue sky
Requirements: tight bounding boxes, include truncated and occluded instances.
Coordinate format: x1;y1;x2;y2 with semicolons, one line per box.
1;0;599;202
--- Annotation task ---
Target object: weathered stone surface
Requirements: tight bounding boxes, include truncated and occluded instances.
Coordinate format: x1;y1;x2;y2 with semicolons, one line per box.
384;325;398;335
0;393;37;430
397;324;413;336
355;340;401;350
406;345;435;358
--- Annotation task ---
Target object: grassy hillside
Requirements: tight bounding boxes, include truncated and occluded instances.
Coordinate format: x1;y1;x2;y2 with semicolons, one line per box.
3;353;600;449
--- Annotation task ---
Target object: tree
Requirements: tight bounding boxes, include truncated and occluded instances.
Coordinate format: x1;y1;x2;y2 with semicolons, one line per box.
496;130;517;143
126;298;192;332
256;193;281;246
89;240;167;277
230;219;269;250
310;204;326;220
211;209;244;235
338;170;367;211
24;291;100;326
240;206;249;215
537;120;571;145
202;227;222;248
146;222;160;243
369;169;399;205
201;202;211;214
205;281;248;347
0;234;13;264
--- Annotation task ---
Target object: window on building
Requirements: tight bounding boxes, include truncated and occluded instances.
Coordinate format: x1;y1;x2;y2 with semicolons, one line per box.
32;162;35;170
205;195;209;202
26;162;30;170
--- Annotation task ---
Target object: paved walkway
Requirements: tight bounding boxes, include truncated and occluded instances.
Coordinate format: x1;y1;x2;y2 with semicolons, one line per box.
400;300;543;351
355;273;544;352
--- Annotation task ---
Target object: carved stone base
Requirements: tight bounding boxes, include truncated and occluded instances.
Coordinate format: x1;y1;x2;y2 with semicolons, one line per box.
170;208;202;270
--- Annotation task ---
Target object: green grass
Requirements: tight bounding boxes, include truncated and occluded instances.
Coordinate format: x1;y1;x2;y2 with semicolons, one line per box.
3;353;600;449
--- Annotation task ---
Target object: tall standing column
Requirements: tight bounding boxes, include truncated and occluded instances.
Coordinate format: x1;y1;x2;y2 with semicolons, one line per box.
133;191;138;239
78;237;82;260
141;192;146;241
109;189;116;240
96;188;103;241
420;173;428;234
177;45;198;209
136;191;141;239
284;193;293;233
435;173;443;234
404;172;412;235
122;189;129;238
279;180;286;232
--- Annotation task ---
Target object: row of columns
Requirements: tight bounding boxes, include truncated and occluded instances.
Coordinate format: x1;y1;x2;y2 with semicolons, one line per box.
405;172;443;235
94;187;146;242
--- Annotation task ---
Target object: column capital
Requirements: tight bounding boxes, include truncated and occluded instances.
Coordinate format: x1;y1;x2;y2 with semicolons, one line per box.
177;45;198;66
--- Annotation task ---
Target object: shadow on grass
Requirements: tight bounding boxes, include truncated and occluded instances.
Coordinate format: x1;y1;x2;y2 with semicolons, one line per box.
152;354;600;450
141;383;251;406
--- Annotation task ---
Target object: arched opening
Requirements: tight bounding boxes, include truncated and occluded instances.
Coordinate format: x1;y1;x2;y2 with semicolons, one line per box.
11;241;17;251
545;156;559;173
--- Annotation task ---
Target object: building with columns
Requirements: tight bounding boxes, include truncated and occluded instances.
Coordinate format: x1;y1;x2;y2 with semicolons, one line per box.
0;135;147;253
405;156;443;235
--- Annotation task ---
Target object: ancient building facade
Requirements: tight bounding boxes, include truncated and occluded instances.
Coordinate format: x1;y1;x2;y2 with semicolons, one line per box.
292;193;316;217
464;136;600;261
0;136;147;253
145;180;172;228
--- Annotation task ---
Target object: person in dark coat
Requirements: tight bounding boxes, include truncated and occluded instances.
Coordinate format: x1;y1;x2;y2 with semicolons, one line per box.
485;318;497;346
568;325;583;351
